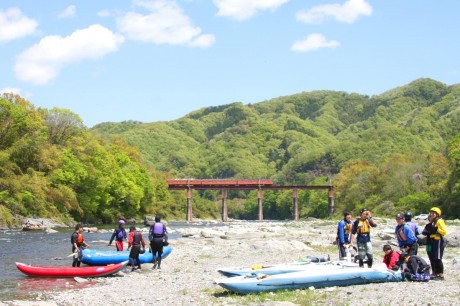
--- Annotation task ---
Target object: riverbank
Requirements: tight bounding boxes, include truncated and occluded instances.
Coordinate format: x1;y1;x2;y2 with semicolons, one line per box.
2;219;460;306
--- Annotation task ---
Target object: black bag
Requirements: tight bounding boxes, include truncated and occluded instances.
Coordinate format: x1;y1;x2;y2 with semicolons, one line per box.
139;245;145;254
162;235;169;246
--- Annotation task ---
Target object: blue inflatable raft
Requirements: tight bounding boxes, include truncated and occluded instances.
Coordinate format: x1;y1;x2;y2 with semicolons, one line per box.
82;245;172;265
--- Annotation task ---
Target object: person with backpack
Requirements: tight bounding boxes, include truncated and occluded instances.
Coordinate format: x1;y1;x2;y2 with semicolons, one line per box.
349;208;377;268
422;207;447;280
399;253;431;281
149;215;167;270
127;225;146;271
108;219;127;251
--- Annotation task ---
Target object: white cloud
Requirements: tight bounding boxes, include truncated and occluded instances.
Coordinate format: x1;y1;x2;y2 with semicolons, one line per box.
0;7;38;42
14;24;124;85
117;0;215;48
291;33;340;52
57;5;76;19
0;87;21;95
98;10;111;18
213;0;288;21
296;0;372;24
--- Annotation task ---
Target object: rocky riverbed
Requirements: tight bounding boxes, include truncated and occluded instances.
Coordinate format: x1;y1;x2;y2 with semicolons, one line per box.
2;218;460;306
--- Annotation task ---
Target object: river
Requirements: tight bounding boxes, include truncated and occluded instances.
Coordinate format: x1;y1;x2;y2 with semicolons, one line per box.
0;221;208;302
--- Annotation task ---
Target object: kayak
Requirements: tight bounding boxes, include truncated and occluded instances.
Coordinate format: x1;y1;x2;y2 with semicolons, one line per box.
82;245;172;265
218;260;357;277
16;261;128;278
215;265;402;294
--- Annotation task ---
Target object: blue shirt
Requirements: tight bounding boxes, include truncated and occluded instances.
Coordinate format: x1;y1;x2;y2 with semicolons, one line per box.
395;223;417;247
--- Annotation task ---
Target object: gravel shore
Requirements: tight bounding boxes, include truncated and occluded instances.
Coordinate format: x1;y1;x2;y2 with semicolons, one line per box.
2;219;460;306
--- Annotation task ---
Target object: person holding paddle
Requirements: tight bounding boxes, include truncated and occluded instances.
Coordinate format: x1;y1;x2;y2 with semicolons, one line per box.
71;224;89;267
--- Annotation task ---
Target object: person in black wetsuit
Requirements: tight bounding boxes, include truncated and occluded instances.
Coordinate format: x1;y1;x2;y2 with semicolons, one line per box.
127;225;146;271
108;219;127;251
71;224;89;267
149;215;167;269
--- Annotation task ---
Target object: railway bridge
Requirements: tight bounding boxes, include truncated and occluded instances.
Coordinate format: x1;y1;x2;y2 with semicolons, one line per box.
167;179;334;222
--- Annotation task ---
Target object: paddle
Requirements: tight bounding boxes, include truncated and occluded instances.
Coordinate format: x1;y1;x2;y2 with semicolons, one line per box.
68;253;76;257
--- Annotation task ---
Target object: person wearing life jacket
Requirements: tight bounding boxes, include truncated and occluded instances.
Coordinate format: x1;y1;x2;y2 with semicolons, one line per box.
108;219;127;251
399;253;431;282
349;208;377;268
404;211;421;237
395;213;418;256
336;211;353;260
422;207;447;280
149;215;167;270
70;224;89;267
382;244;400;270
127;225;146;271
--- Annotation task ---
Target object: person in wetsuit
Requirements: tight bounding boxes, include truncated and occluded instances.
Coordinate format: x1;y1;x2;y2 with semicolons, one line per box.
149;215;167;269
336;211;353;260
127;225;146;271
108;219;127;251
71;224;89;267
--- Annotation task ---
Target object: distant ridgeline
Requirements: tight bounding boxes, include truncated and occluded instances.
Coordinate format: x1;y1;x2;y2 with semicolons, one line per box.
1;78;459;227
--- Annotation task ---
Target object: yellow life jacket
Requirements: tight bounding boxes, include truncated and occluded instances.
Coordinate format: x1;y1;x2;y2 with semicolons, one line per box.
357;219;371;234
344;223;352;235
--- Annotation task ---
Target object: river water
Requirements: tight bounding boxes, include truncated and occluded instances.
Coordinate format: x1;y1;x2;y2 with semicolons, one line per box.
0;221;202;302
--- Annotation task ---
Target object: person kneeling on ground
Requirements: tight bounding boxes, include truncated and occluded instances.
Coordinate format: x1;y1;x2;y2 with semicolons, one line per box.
399;253;431;282
382;244;400;270
127;225;146;272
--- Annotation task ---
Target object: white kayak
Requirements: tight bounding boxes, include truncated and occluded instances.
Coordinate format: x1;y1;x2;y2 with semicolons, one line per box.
215;264;402;294
217;260;358;277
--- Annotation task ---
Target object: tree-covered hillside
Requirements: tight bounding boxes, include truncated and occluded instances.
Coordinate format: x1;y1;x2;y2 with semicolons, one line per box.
0;94;173;227
1;78;459;227
92;78;460;219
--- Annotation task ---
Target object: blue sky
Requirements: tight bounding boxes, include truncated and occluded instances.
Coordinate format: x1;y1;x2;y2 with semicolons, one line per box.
1;0;459;127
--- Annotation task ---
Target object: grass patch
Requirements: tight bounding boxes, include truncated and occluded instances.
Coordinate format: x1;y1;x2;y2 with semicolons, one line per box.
212;287;341;305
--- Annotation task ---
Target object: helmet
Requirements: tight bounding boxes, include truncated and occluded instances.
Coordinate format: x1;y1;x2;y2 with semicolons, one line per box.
118;219;126;225
396;213;404;220
155;215;161;222
404;212;412;221
359;208;369;215
430;207;441;216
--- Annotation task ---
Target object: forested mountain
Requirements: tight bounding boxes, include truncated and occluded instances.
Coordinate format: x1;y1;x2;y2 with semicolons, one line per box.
1;78;459;227
92;78;460;219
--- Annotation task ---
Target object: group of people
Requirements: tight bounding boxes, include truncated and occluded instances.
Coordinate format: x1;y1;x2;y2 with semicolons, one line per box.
70;215;168;271
336;207;447;281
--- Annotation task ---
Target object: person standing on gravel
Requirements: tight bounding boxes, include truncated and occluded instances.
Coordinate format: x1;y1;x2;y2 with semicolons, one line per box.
127;225;146;271
395;213;418;256
149;215;167;269
336;211;353;260
350;208;377;268
422;207;447;280
108;219;127;251
71;224;89;267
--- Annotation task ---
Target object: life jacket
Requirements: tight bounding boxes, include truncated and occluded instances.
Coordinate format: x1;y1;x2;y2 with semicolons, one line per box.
395;224;408;242
150;222;165;239
344;223;352;235
132;232;142;245
76;233;84;245
356;219;371;234
116;228;125;240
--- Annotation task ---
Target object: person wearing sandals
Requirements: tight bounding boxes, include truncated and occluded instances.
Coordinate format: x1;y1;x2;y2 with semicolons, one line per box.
422;207;447;280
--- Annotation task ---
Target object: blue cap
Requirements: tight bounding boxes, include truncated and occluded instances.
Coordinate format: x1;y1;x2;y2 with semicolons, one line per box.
396;213;404;219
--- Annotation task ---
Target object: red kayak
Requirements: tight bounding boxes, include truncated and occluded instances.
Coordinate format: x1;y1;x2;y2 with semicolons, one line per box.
16;260;128;278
